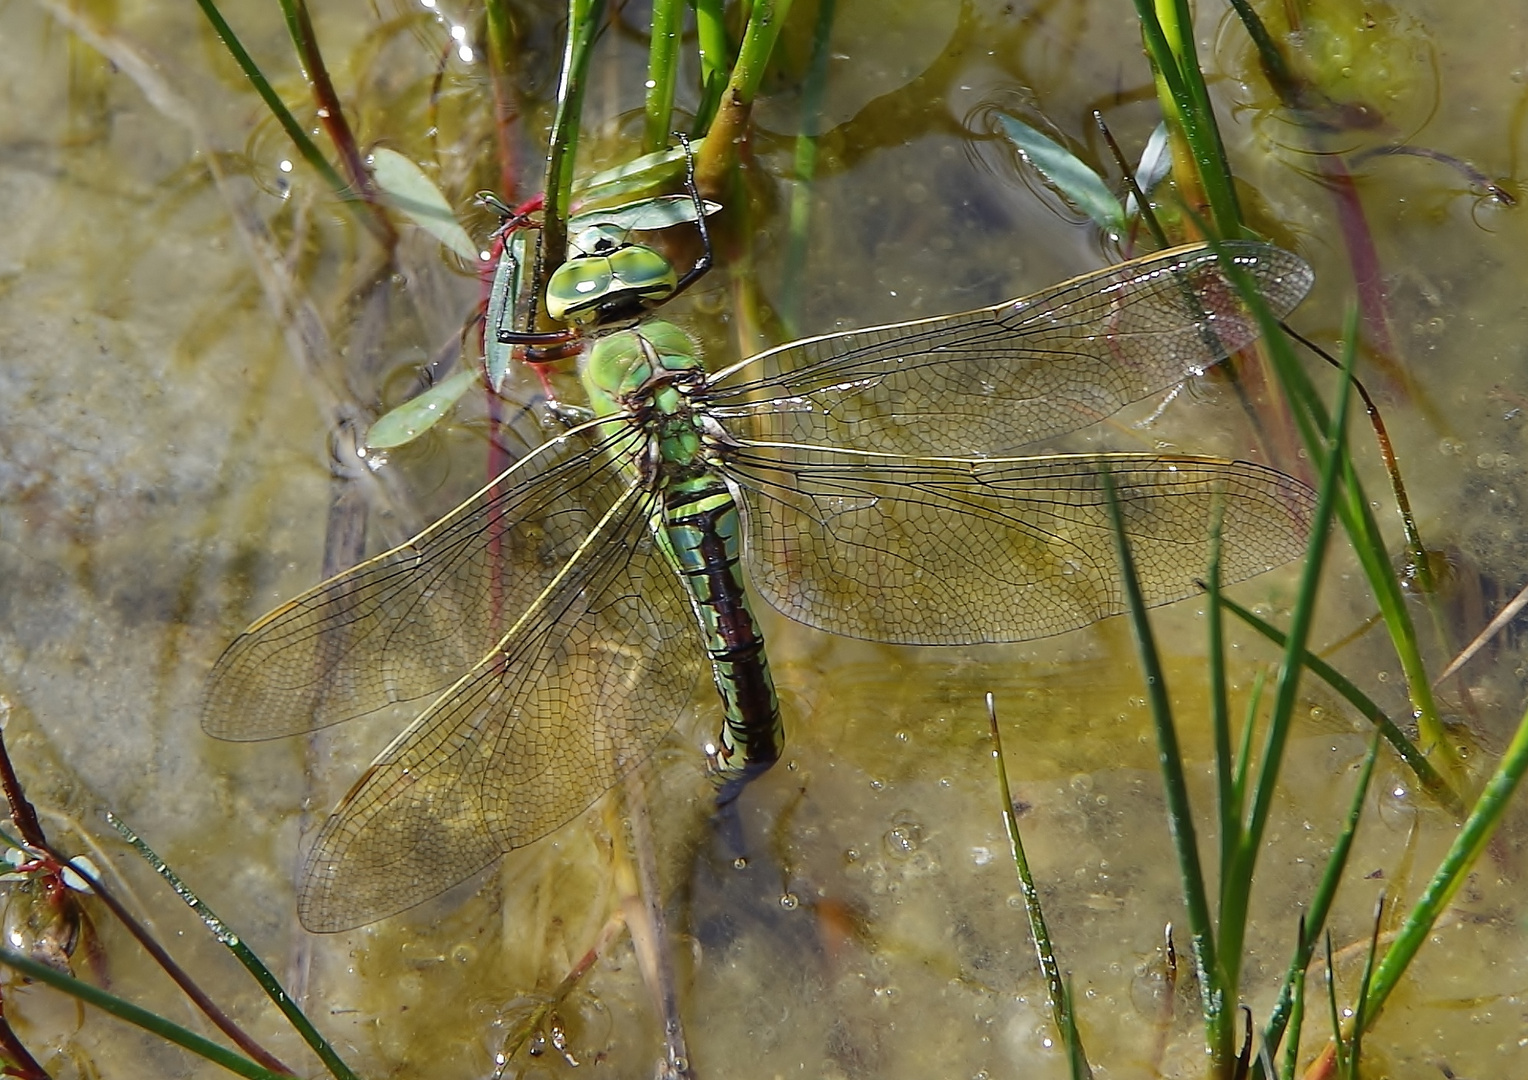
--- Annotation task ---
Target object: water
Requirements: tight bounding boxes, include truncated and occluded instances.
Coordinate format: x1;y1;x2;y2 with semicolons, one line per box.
1;0;1526;1076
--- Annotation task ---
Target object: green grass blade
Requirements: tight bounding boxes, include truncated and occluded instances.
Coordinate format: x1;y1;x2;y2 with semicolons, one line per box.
0;948;292;1080
1359;697;1528;1020
1346;895;1386;1076
1100;467;1224;1062
1204;500;1239;919
1230;670;1264;817
1214;249;1458;770
1219;310;1357;996
107;815;361;1080
1322;935;1348;1077
1280;943;1306;1080
191;0;351;206
1217;595;1461;815
1257;733;1381;1068
986;695;1093;1079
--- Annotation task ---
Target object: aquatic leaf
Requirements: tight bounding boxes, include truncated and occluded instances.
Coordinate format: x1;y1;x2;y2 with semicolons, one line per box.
484;231;528;393
571;138;709;205
569;194;722;234
1125;122;1172;220
994;114;1126;234
370;148;478;261
366;368;478;450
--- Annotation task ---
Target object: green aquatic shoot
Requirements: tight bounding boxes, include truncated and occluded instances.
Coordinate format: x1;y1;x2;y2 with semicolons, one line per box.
107;814;361;1080
993;114;1128;236
1215;252;1457;770
696;0;796;193
1256;732;1382;1075
643;0;683;153
1102;307;1356;1072
1356;697;1528;1031
0;948;294;1080
987;694;1092;1080
369;148;477;261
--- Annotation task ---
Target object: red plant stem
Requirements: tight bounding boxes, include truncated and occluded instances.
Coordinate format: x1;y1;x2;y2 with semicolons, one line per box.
288;0;396;246
0;731;46;850
0;996;49;1080
42;848;295;1075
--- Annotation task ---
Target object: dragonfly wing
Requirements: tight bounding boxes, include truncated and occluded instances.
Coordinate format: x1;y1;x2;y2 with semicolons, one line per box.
203;422;641;740
296;481;707;932
724;444;1313;645
705;242;1312;457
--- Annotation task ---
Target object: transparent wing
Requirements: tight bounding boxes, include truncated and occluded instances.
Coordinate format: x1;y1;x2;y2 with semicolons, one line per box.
202;422;640;740
723;444;1313;644
705;242;1312;456
296;481;707;932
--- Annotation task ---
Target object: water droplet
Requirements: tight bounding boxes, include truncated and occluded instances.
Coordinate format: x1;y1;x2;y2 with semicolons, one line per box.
779;893;798;910
884;820;922;858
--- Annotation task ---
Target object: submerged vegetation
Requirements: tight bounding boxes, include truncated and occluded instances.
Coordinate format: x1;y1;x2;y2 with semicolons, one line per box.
0;0;1523;1077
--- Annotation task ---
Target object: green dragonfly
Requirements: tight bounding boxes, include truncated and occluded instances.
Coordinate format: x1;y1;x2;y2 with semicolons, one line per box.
203;181;1315;932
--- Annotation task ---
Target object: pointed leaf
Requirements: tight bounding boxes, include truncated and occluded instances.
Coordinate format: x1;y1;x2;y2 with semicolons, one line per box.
569;194;722;234
484;231;529;393
370;148;479;261
994;114;1125;234
571;138;709;204
1126;122;1172;219
366;368;478;450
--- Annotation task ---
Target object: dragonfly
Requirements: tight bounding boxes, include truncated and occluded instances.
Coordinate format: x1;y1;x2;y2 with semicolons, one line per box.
203;167;1315;933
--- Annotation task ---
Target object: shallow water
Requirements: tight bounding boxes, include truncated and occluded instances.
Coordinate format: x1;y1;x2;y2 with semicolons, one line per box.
2;0;1527;1077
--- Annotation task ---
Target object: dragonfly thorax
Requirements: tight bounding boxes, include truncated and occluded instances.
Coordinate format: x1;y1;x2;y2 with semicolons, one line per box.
580;321;705;418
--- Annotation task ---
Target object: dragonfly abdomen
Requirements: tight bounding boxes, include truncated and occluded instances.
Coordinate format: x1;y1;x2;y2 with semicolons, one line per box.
658;473;783;794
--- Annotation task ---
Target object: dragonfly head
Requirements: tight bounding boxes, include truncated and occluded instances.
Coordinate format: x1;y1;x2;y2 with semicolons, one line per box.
546;225;679;325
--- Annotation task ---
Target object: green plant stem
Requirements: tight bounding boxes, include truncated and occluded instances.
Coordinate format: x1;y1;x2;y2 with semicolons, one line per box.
275;0;383;213
779;0;838;335
1218;311;1356;1003
1255;734;1381;1073
986;695;1092;1079
34;847;291;1074
191;0;353;207
691;0;731;133
695;0;795;196
0;949;292;1080
538;0;607;326
1101;467;1223;1066
1360;699;1528;1019
1133;0;1244;238
1220;254;1460;777
643;0;683;153
483;0;521;198
107;815;360;1080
